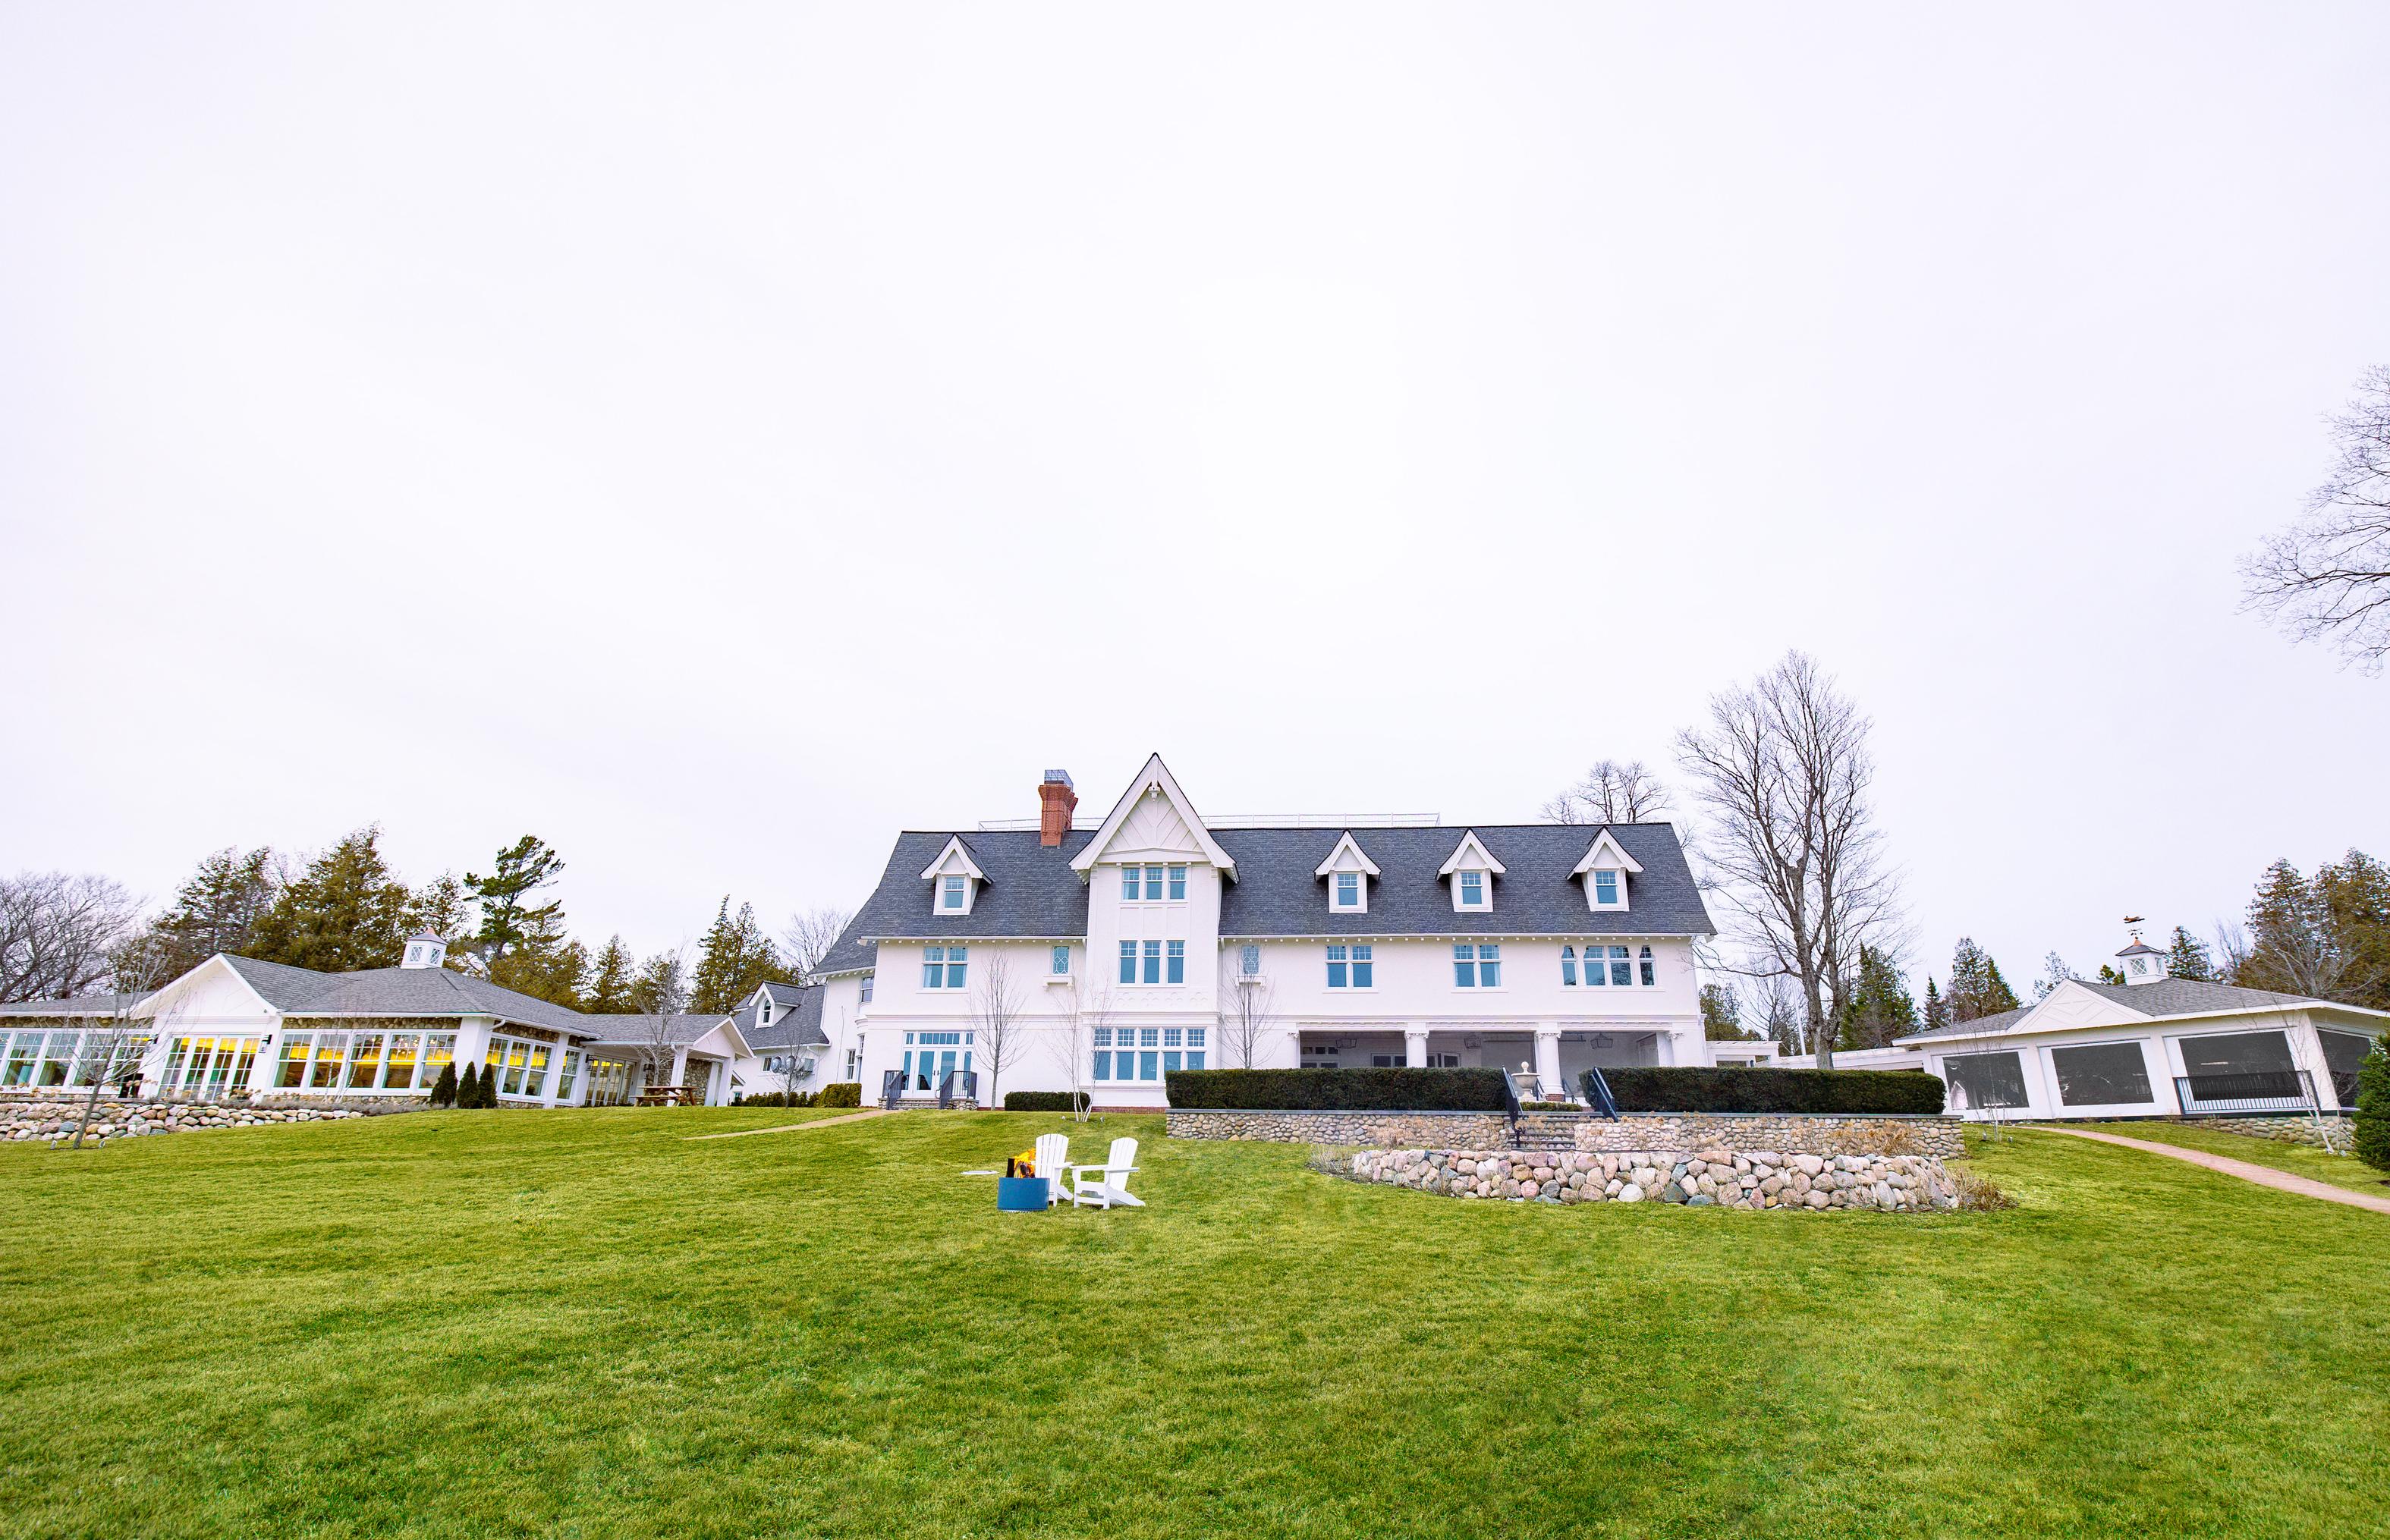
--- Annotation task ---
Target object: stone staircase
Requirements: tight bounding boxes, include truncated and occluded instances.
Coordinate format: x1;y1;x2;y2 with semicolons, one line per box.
1511;1111;1597;1152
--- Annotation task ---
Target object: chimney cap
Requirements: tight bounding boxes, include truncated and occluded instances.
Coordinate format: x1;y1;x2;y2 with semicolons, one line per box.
1042;768;1073;786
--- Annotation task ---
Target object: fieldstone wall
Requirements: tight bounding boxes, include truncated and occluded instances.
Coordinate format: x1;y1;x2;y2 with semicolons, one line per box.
0;1097;413;1148
2170;1114;2354;1147
1348;1146;1960;1212
1568;1113;1963;1159
1168;1109;1511;1146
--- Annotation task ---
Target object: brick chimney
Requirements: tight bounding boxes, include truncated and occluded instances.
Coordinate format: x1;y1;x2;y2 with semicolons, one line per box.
1039;768;1077;846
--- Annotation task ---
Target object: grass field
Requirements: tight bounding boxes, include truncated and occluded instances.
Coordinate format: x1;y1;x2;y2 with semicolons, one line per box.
2;1108;2385;1539
2056;1117;2390;1196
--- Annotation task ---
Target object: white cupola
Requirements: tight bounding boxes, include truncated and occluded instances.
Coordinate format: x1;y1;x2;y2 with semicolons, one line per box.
2115;919;2164;986
401;931;447;970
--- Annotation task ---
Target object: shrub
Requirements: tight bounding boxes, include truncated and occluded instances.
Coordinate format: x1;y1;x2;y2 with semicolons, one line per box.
741;1091;822;1109
1164;1067;1509;1111
458;1062;480;1108
2356;1037;2390;1172
1590;1066;1946;1115
817;1082;863;1108
429;1062;458;1108
1948;1168;2016;1211
1005;1090;1090;1113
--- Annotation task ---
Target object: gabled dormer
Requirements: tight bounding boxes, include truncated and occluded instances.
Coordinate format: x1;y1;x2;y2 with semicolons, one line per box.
1068;753;1237;883
1315;831;1380;914
1438;830;1505;913
1571;828;1643;913
920;835;986;916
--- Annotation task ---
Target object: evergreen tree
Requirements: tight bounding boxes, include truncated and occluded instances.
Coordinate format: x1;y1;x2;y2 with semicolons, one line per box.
1947;938;2022;1022
1837;945;1919;1050
464;836;567;970
2355;1037;2390;1172
458;1061;480;1108
690;898;785;1013
2163;926;2214;982
401;873;474;968
1700;982;1750;1040
145;846;281;976
1921;977;1950;1033
2316;850;2390;1010
430;1061;458;1108
244;828;413;973
2032;951;2077;1001
474;1060;498;1108
2097;963;2127;985
584;936;637;1014
489;916;590;1007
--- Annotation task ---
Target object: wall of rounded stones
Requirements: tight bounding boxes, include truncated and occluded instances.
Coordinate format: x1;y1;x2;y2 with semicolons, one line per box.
2161;1114;2354;1147
1168;1109;1513;1146
1347;1146;1960;1211
0;1097;416;1148
1565;1113;1964;1159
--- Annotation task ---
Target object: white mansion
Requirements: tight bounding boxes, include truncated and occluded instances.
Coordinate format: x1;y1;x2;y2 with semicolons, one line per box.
797;755;1723;1108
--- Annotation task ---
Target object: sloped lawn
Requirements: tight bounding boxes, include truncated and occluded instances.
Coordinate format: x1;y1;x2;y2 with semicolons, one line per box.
2055;1117;2390;1196
0;1108;2382;1539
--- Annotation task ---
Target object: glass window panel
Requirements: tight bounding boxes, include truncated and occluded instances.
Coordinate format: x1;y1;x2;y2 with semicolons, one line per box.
1120;942;1137;984
1163;1051;1182;1074
1336;873;1359;906
1140;1028;1159;1048
382;1035;420;1089
1093;1027;1111;1048
1611;955;1634;986
1142;941;1161;985
1123;866;1140;899
1167;941;1184;984
1168;866;1187;900
2052;1042;2154;1105
1479;948;1500;988
1352;952;1373;988
2178;1031;2296;1076
1164;1028;1183;1048
347;1034;384;1089
946;948;965;990
1561;947;1577;986
1241;944;1259;976
1594;870;1619;904
1460;872;1483;905
1638;946;1656;986
1052;945;1070;976
277;1036;311;1088
1943;1051;2027;1109
1187;1027;1206;1048
523;1045;552;1098
310;1036;351;1089
1140;1050;1159;1080
1093;1051;1111;1080
1189;1050;1205;1070
1145;868;1164;900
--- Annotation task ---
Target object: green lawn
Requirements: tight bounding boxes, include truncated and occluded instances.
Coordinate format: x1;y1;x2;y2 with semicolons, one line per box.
2;1109;2383;1539
2054;1118;2390;1196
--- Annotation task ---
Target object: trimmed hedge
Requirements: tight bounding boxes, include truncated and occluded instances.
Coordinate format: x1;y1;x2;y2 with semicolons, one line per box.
1590;1066;1946;1115
1005;1090;1092;1113
1165;1067;1510;1112
817;1082;863;1108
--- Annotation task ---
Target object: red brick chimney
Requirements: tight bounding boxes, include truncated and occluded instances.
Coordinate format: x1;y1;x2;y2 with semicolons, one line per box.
1038;768;1077;846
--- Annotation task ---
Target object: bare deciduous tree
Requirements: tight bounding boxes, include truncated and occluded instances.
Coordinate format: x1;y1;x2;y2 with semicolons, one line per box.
1046;978;1115;1123
64;935;178;1150
1753;970;1804;1055
1675;652;1903;1069
1542;759;1672;825
1219;948;1276;1069
1;872;142;1004
781;906;855;984
2241;365;2390;671
969;952;1026;1108
628;946;691;1103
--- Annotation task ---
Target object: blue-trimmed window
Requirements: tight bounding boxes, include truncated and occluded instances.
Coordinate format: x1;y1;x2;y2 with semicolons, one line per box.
1593;870;1621;906
1458;871;1484;907
1118;941;1137;984
1121;867;1140;900
922;945;967;989
939;875;967;911
1166;941;1185;984
1560;946;1578;987
1145;866;1165;900
1453;944;1500;987
1168;865;1187;900
1326;944;1373;988
1141;940;1162;985
1051;945;1071;976
1335;872;1361;909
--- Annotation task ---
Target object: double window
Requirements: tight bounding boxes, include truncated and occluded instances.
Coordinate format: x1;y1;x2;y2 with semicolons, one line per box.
1121;865;1187;901
922;946;968;989
1118;940;1186;985
1092;1026;1204;1081
1452;944;1502;988
1326;944;1373;988
1563;944;1656;987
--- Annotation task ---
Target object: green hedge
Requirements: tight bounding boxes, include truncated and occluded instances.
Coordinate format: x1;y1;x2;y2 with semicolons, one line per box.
1004;1090;1092;1113
817;1082;863;1108
1590;1066;1946;1115
1165;1067;1510;1111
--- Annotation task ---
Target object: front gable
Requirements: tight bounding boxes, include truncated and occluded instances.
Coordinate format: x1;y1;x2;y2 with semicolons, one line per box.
920;835;988;916
2018;980;2149;1032
146;954;282;1022
1068;753;1237;879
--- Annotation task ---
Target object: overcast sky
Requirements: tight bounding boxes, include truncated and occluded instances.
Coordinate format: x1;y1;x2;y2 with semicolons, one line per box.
5;4;2386;995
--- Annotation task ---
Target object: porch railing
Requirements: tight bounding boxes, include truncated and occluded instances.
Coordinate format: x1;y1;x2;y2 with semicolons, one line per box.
1580;1067;1621;1121
879;1070;904;1110
2175;1070;2316;1115
936;1070;980;1109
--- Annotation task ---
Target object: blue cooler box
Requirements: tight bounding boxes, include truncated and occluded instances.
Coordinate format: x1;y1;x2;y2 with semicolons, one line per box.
997;1175;1048;1212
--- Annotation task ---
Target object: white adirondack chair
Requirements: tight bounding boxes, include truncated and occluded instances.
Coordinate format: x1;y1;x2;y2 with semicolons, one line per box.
1032;1132;1071;1208
1068;1136;1143;1209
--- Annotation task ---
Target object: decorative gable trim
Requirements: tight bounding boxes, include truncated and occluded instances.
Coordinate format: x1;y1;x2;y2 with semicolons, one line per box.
1067;753;1237;880
1437;830;1507;878
1570;828;1644;876
1313;831;1382;878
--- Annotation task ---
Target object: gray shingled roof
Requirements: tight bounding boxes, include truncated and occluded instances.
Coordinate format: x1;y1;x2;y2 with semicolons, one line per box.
222;956;598;1037
578;1012;740;1049
1899;977;2332;1042
815;822;1711;973
742;985;825;1051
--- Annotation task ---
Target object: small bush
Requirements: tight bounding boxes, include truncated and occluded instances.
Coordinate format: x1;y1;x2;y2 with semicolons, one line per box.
1948;1168;2015;1212
740;1091;819;1109
2356;1037;2390;1172
1591;1066;1946;1115
429;1062;458;1108
818;1082;863;1108
458;1062;480;1108
1165;1067;1510;1111
1005;1091;1090;1113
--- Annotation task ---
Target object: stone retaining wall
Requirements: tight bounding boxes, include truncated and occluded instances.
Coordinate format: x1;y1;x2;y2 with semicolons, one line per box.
1168;1109;1512;1146
2171;1114;2354;1147
1348;1146;1959;1212
1567;1113;1963;1158
1;1097;413;1148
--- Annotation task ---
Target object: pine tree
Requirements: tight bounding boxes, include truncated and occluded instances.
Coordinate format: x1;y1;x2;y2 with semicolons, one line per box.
144;847;281;976
690;898;785;1014
430;1061;458;1108
2316;850;2390;1010
464;837;567;970
1700;982;1749;1040
458;1061;480;1108
474;1060;498;1108
2355;1037;2390;1172
2163;926;2214;982
1837;945;1919;1050
584;936;637;1014
2097;963;2127;985
401;874;473;968
1947;938;2020;1021
1921;977;1950;1033
245;828;413;973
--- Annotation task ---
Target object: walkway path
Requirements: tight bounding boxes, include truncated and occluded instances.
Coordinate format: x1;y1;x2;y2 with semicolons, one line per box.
684;1109;889;1141
2039;1127;2390;1216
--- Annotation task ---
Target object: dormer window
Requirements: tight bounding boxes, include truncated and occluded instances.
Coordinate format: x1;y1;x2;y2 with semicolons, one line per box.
1457;872;1487;910
759;998;774;1026
920;835;985;916
1439;831;1505;913
1572;829;1643;913
940;875;967;911
1593;870;1621;907
1314;831;1381;914
1335;872;1363;910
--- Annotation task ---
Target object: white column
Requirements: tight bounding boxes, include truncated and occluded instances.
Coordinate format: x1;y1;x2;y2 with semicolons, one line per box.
669;1045;689;1100
539;1041;564;1107
1534;1029;1563;1099
706;1058;730;1106
1404;1028;1429;1070
454;1017;495;1089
